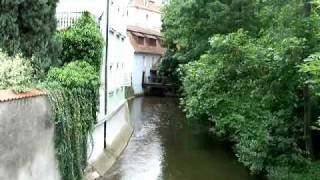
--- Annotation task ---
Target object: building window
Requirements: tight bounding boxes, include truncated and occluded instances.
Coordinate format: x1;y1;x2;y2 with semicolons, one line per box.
137;36;144;45
148;38;156;46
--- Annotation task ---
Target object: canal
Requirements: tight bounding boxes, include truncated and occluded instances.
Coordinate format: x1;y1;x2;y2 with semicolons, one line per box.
101;97;256;180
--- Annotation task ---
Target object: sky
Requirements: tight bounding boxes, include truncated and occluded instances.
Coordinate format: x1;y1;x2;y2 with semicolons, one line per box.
56;0;107;16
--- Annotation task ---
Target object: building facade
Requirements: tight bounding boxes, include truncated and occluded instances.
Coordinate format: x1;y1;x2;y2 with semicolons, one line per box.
125;26;165;94
125;0;166;95
56;0;132;178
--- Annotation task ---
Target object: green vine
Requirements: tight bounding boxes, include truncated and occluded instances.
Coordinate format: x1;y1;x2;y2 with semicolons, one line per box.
47;88;97;180
43;12;103;180
44;61;100;180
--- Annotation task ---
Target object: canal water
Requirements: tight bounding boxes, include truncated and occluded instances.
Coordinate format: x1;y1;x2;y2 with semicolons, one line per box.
101;97;256;180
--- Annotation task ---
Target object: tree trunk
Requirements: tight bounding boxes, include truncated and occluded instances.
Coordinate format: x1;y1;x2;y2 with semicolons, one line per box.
303;0;314;160
304;87;314;159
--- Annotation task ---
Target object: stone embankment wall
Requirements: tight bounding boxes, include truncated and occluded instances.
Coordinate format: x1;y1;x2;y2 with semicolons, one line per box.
0;92;60;180
0;91;133;180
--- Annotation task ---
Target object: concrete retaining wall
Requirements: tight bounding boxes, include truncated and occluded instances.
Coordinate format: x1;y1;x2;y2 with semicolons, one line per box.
86;101;133;179
0;96;60;180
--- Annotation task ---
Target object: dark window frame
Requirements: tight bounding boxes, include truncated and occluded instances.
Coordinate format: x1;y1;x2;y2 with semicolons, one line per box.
147;38;157;46
137;36;144;45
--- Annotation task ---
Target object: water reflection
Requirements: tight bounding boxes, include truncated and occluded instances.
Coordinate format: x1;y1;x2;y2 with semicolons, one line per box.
101;97;256;180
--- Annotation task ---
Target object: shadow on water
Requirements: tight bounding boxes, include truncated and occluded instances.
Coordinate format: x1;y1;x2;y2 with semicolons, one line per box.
101;97;258;180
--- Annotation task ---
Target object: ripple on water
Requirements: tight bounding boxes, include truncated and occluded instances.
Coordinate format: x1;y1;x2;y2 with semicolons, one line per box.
101;97;256;180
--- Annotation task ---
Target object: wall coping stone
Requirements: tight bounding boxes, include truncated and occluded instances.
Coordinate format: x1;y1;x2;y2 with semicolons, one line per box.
0;89;46;102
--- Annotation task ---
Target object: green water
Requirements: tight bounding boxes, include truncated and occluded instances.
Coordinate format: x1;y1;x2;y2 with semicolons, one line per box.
101;97;257;180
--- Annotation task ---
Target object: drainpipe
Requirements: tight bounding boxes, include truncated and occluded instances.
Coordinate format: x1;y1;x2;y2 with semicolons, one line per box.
104;0;110;149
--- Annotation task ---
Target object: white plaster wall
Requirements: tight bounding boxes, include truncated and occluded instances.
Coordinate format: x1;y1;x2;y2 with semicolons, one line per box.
87;122;105;164
109;0;128;35
132;53;161;95
126;7;162;30
107;0;130;116
57;0;130;118
124;36;135;86
57;0;132;170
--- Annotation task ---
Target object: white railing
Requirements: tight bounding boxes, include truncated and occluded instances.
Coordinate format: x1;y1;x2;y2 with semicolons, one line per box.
56;12;102;30
56;12;83;30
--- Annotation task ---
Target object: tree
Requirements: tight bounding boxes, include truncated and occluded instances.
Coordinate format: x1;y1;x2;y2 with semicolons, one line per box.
169;0;320;178
0;0;61;77
160;0;260;82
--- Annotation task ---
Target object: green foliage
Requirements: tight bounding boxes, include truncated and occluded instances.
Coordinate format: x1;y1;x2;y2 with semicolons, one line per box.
46;14;103;179
181;30;307;174
179;0;320;177
58;12;104;68
0;0;61;76
0;50;33;92
267;162;320;180
300;53;320;127
47;61;100;90
45;61;99;180
160;0;260;82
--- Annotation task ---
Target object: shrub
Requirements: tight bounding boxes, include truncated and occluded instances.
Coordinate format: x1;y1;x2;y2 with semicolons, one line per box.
0;51;33;92
58;12;104;69
47;60;100;90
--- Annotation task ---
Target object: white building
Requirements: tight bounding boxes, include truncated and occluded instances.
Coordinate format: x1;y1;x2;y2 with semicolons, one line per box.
56;0;132;178
126;0;162;30
125;0;166;95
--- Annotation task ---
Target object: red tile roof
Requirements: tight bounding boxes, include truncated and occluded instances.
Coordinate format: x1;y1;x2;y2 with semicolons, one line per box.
127;26;162;37
127;26;166;55
0;89;46;102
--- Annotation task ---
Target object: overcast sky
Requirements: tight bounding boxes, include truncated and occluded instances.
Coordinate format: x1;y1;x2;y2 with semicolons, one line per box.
56;0;107;15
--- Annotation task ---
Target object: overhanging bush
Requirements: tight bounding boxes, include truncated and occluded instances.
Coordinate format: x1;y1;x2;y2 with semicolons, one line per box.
47;11;104;180
47;61;100;89
181;29;320;178
58;12;104;69
46;61;100;180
